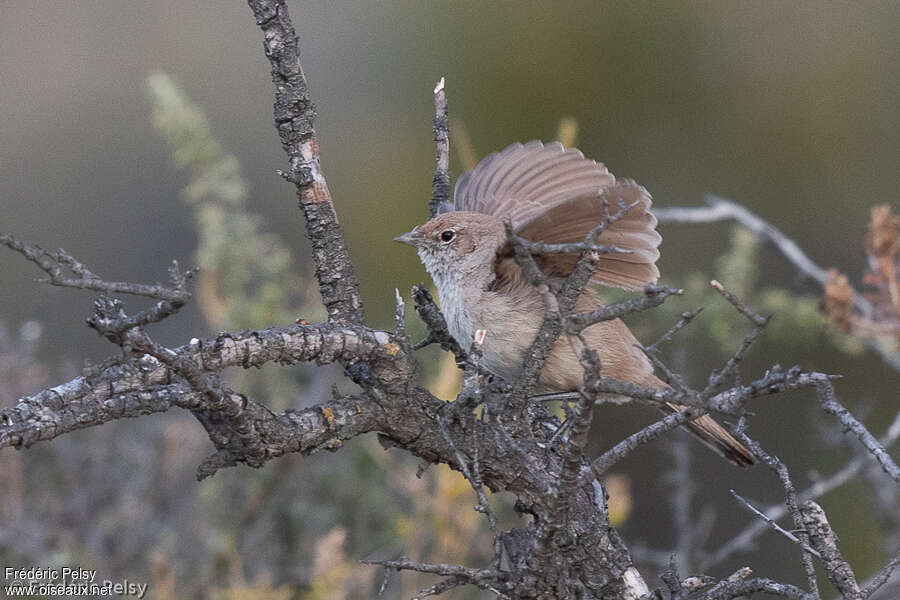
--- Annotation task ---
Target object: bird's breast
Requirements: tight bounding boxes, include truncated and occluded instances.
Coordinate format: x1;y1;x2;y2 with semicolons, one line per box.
436;282;545;382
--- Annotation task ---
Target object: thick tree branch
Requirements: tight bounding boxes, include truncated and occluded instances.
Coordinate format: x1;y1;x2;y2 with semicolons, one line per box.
1;322;397;450
247;0;364;325
802;500;861;599
430;76;452;218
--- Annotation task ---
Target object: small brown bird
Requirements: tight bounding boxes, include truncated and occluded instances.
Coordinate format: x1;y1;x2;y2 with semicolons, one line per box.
395;141;755;467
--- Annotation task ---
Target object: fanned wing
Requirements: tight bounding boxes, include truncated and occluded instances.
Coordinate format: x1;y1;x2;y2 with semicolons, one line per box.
454;141;661;290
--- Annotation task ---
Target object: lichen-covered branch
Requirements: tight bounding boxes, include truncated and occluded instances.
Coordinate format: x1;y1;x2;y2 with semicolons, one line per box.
247;0;364;325
429;76;452;218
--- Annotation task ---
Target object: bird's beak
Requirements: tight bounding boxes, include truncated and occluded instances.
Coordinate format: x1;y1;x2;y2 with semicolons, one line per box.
393;227;422;246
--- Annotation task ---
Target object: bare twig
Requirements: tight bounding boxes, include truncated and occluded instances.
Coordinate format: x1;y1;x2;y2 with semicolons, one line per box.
697;577;817;600
657;196;881;332
0;234;192;304
645;307;704;353
671;431;695;576
506;197;638;259
436;412;502;566
861;552;900;598
377;566;392;597
504;219;549;287
709;279;768;327
814;377;900;483
511;247;601;401
729;490;821;559
567;285;683;333
704;410;900;570
410;576;465;599
410;285;466;359
702;280;771;397
360;556;504;597
360;556;496;580
585;407;701;479
657;195;873;310
734;431;820;596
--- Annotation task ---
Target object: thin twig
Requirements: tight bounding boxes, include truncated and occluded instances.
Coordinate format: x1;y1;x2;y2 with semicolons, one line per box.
646;307;704;353
729;490;821;559
671;431;695;577
703;410;900;570
861;553;900;598
567;285;683;333
734;430;821;596
657;195;874;315
814;377;900;483
360;557;495;580
585;408;701;480
697;577;817;600
410;285;466;359
435;413;501;564
1;234;192;304
702;280;771;398
411;576;465;599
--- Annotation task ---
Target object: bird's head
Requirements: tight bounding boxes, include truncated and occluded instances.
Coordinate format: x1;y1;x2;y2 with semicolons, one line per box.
394;212;505;284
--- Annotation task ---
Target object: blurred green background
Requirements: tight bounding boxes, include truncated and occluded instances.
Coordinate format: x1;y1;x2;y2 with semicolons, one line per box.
1;1;899;598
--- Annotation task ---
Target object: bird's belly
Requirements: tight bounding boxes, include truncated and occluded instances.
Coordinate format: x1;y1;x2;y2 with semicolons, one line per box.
444;287;654;393
479;314;655;394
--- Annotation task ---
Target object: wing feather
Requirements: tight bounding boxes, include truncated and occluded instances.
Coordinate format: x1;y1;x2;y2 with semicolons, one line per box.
454;141;661;290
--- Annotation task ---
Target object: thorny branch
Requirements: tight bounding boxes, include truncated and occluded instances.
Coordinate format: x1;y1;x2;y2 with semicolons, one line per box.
1;2;898;599
0;234;194;332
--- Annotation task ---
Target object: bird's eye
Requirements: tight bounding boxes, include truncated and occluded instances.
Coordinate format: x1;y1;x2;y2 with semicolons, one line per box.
440;230;455;242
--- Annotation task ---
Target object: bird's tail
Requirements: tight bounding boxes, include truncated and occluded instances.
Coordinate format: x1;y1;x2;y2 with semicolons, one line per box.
663;402;756;467
645;375;756;468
